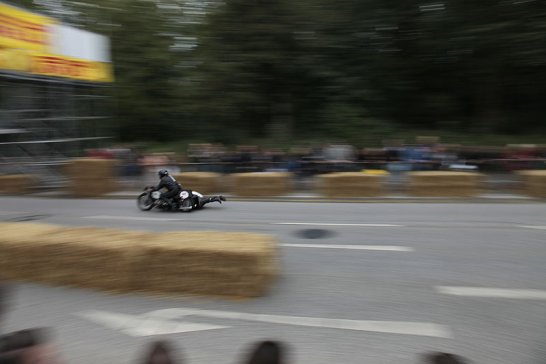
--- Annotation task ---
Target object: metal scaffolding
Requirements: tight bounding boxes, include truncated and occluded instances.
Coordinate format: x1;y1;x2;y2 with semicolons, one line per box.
0;71;112;188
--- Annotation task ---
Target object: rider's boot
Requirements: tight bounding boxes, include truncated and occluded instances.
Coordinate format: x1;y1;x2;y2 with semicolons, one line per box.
209;196;226;204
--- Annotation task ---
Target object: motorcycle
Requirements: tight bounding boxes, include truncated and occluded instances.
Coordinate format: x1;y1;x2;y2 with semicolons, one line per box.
137;186;225;212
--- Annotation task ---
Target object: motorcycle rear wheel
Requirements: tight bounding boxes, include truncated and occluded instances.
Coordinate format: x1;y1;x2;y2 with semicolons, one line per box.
137;193;154;211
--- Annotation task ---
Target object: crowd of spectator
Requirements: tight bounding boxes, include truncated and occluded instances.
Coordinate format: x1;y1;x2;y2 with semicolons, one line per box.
0;283;470;364
184;141;546;172
87;140;546;180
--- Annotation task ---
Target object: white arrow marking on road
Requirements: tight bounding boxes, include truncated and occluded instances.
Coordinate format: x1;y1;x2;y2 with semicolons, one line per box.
273;222;403;227
77;310;228;337
145;308;451;338
517;225;546;230
281;243;414;252
437;286;546;300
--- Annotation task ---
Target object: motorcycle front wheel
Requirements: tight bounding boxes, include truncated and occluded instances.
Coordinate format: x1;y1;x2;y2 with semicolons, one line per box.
137;193;154;211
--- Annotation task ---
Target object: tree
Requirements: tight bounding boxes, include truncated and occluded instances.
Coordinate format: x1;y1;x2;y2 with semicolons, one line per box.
62;0;185;141
19;0;546;142
191;0;329;142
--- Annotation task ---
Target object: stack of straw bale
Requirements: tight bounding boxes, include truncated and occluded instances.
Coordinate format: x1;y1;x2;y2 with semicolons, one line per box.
517;170;546;198
0;175;34;194
408;171;483;197
134;231;278;297
231;172;291;197
0;223;148;292
0;223;62;282
173;172;222;194
64;158;119;197
0;223;279;298
316;172;386;198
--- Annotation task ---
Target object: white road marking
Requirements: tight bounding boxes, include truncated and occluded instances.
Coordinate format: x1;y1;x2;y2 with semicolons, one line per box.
77;310;228;337
82;216;404;227
281;243;414;252
84;217;540;231
437;286;546;300
517;225;546;230
147;308;451;338
273;222;403;227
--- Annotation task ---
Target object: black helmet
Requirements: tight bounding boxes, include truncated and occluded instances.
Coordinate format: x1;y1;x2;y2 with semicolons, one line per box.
158;169;169;178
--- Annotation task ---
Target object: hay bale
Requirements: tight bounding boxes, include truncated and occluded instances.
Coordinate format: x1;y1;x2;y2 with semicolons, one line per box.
361;169;389;176
0;223;148;292
135;231;279;298
0;223;64;281
408;171;484;197
63;158;118;178
316;172;386;198
0;223;279;298
68;178;119;197
173;172;222;194
409;171;482;184
63;158;120;197
63;158;118;179
35;227;147;291
517;170;546;198
231;172;291;197
409;186;481;197
0;175;35;194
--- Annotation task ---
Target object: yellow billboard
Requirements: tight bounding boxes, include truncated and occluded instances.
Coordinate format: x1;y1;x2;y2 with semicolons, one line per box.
0;47;31;71
0;48;113;82
0;2;112;82
0;2;55;52
31;53;113;82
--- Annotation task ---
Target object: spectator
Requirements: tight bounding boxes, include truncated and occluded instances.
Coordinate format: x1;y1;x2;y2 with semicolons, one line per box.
423;352;469;364
323;143;356;162
141;340;180;364
1;284;65;364
0;328;64;364
245;340;286;364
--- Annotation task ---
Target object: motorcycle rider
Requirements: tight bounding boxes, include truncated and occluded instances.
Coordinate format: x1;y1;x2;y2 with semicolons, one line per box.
154;169;226;210
155;169;181;210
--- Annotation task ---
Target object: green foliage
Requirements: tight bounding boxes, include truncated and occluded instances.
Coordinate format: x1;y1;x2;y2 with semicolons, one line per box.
37;0;546;142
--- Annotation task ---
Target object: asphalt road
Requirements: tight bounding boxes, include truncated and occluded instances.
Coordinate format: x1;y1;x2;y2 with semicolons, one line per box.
1;197;545;364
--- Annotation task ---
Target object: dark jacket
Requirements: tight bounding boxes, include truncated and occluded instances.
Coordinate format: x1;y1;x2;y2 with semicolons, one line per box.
156;175;181;192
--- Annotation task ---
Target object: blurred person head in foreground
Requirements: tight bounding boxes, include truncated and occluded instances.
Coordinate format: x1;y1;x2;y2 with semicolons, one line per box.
141;340;180;364
0;328;64;364
0;283;64;364
245;340;286;364
424;352;469;364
